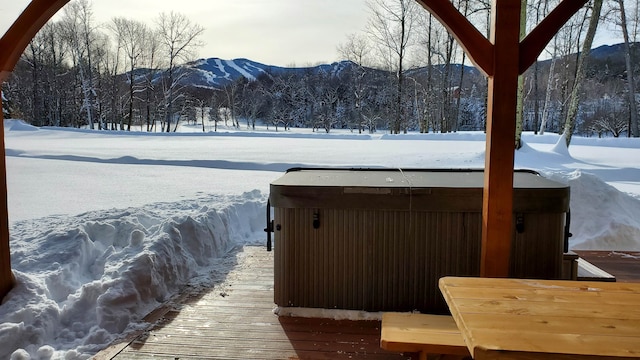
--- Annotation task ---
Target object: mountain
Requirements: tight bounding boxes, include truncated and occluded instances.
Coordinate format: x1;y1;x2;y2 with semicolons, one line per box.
177;58;356;89
527;42;636;81
173;42;634;90
589;43;630;60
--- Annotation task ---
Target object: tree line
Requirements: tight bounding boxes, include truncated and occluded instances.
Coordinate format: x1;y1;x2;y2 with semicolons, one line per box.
3;0;640;142
3;0;203;132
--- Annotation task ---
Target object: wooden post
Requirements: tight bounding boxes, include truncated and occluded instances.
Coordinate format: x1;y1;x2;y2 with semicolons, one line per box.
481;0;521;277
0;91;13;299
0;0;71;301
415;0;587;278
479;0;588;276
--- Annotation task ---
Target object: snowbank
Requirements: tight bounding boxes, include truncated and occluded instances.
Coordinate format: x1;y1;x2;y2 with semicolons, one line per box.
516;136;640;250
2;191;266;359
548;170;640;250
4;120;39;132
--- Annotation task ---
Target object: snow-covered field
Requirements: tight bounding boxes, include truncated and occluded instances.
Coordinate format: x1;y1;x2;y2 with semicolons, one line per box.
2;119;640;359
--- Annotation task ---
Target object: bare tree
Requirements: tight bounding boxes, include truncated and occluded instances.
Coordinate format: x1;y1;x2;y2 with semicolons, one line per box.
109;18;150;131
535;0;569;135
236;77;267;130
94;31;122;130
563;0;603;146
223;80;241;128
366;0;419;134
59;0;101;129
337;33;372;67
155;11;204;132
414;11;442;133
12;22;69;126
43;22;68;127
337;33;371;133
515;0;528;149
613;0;640;137
208;92;222;132
530;0;547;135
264;74;301;131
317;83;341;133
582;95;628;137
140;28;162;132
23;28;47;126
439;32;457;133
539;41;558;134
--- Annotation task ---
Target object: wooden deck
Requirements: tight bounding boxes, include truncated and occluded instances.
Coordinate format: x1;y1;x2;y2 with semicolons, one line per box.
575;250;640;282
96;245;410;360
94;247;639;360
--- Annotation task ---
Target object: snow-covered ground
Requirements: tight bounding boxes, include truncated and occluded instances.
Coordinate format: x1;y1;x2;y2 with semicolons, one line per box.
2;119;640;359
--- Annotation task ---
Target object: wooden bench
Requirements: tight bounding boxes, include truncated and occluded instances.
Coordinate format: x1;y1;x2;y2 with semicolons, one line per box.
563;251;579;280
380;312;470;360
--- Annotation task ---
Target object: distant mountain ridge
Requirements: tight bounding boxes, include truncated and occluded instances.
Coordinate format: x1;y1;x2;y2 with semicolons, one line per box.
178;58;355;89
175;42;632;90
588;42;630;60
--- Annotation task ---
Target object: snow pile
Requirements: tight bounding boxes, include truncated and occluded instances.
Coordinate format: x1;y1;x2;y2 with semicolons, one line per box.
549;170;640;250
515;136;640;250
4;120;39;132
1;191;266;359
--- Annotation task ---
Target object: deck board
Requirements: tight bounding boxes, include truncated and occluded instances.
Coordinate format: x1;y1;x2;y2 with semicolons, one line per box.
98;245;410;360
95;248;640;359
575;250;640;282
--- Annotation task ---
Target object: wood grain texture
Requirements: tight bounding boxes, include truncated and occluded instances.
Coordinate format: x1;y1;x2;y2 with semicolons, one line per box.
0;96;12;302
481;0;521;278
101;246;409;360
380;313;470;357
440;276;640;359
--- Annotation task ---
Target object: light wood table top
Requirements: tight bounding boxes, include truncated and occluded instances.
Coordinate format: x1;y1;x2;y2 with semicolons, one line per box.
439;276;640;359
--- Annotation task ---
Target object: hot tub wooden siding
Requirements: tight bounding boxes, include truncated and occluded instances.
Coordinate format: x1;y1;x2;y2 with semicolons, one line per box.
270;169;570;313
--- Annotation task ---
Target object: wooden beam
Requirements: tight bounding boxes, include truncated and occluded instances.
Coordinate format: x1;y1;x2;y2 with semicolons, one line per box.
0;0;70;81
0;94;13;299
0;0;70;301
481;0;521;277
415;0;513;277
519;0;589;73
414;0;585;277
414;0;494;77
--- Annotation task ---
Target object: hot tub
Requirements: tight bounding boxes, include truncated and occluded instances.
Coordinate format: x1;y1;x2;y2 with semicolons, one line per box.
269;168;570;313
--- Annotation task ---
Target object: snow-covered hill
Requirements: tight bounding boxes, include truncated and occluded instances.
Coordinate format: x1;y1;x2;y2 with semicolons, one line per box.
175;42;635;90
178;57;355;89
